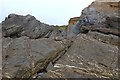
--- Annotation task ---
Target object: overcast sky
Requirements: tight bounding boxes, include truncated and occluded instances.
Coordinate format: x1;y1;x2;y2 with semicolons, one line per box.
0;0;95;25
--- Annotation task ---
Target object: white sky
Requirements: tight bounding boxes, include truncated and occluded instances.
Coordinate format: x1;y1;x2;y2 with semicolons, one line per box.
0;0;95;25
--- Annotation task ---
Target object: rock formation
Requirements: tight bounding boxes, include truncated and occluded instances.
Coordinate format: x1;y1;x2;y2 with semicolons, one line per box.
68;17;80;25
67;0;120;45
40;0;120;79
41;34;118;78
2;36;67;78
2;14;53;39
1;0;120;79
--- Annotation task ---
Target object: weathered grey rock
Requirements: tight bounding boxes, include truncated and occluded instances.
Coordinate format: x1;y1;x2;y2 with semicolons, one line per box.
67;20;84;39
2;14;53;39
67;1;120;39
2;14;24;37
50;29;67;41
87;31;119;45
105;16;120;29
2;0;120;79
81;1;119;25
46;62;54;71
41;1;119;78
41;34;118;78
2;37;65;78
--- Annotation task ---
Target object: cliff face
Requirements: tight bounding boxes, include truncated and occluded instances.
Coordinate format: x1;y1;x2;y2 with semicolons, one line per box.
69;1;119;25
80;1;120;45
1;0;120;79
81;1;119;24
68;0;120;44
41;0;119;78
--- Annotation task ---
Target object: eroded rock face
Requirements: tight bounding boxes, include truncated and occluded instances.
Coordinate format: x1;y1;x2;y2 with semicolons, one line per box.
49;30;67;41
87;31;119;45
68;17;80;25
1;14;68;78
1;0;119;79
2;37;65;78
39;1;119;79
80;25;120;45
67;1;120;39
41;34;118;78
2;14;53;39
81;1;119;24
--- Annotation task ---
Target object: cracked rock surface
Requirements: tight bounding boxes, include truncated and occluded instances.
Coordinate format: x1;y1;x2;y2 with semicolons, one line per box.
2;37;65;78
1;0;119;79
41;34;119;78
2;14;53;39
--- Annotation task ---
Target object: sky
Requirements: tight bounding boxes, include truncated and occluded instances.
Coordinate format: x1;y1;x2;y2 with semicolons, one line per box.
0;0;95;25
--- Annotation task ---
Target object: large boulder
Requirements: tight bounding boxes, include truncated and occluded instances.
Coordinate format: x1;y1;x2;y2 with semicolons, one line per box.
2;37;65;78
81;1;119;24
41;34;119;78
67;1;120;38
2;14;53;39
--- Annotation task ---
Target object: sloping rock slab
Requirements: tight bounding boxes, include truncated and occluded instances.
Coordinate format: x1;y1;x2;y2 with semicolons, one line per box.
2;14;53;39
41;34;118;78
2;37;65;78
87;31;119;46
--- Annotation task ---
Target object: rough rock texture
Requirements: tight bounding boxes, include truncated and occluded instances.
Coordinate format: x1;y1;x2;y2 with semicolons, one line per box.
50;30;67;41
81;1;119;24
67;1;120;37
2;37;65;78
87;31;119;45
1;0;120;79
81;25;120;46
41;34;118;78
2;14;53;39
68;17;80;25
39;0;120;79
